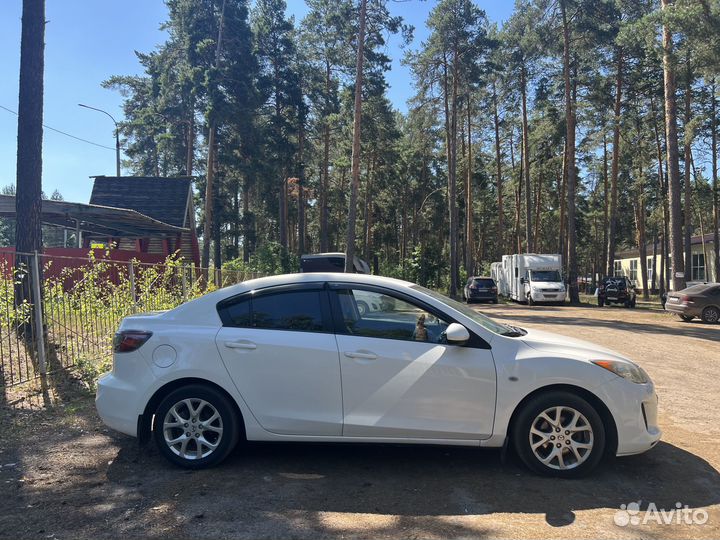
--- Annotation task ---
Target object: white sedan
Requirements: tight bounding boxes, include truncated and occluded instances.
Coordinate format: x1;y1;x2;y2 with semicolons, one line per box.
96;273;660;477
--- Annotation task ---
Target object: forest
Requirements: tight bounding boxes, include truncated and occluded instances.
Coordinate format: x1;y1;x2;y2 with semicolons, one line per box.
104;0;720;300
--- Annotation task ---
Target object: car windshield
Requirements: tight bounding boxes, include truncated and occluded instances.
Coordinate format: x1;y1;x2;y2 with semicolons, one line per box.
411;285;516;336
530;270;561;282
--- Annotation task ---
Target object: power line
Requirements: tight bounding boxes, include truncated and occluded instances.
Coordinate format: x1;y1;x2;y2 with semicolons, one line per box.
0;104;118;151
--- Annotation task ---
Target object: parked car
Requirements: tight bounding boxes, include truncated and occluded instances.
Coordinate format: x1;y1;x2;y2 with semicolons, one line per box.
463;276;499;304
597;276;637;308
300;252;370;274
664;283;720;323
97;273;660;477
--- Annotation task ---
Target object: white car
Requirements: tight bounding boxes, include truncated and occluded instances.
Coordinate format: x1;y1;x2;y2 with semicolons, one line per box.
96;273;660;477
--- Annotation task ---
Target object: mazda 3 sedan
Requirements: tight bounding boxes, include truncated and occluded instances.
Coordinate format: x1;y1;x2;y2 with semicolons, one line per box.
96;273;660;477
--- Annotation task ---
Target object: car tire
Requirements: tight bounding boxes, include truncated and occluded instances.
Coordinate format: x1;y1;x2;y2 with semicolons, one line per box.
679;314;694;322
357;301;370;316
527;295;534;307
154;384;239;469
493;299;499;304
630;298;636;308
512;391;606;478
701;306;720;324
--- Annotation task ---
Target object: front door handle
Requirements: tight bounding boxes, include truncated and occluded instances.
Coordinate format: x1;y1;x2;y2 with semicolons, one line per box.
224;340;257;350
344;351;378;360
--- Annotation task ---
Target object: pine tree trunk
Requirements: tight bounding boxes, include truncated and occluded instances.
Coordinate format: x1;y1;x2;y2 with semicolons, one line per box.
711;79;720;282
561;1;579;303
651;94;669;297
521;64;532;253
14;0;45;314
202;126;216;269
607;48;622;276
493;79;504;258
201;0;226;271
661;0;686;291
683;60;693;279
465;98;474;274
298;115;306;256
602;131;609;278
344;0;366;273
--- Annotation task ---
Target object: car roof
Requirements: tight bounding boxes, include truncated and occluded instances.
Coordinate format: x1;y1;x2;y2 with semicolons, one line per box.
163;273;417;323
470;276;494;280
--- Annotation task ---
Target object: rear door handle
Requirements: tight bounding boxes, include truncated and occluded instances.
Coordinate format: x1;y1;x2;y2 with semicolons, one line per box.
344;351;378;360
224;341;257;350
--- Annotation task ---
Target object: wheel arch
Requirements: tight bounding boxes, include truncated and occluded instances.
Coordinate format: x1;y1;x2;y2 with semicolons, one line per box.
139;377;246;444
507;383;618;456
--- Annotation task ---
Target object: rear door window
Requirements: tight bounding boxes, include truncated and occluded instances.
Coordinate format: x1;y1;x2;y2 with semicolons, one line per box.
218;288;330;332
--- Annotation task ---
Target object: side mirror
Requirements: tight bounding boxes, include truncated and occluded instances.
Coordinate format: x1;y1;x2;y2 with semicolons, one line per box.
445;323;470;344
520;277;526;284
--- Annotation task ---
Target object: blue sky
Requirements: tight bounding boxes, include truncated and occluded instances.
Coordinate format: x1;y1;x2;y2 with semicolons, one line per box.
0;1;512;204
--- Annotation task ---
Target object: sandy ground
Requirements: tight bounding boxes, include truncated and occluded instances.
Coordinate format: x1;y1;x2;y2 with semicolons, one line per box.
0;302;719;539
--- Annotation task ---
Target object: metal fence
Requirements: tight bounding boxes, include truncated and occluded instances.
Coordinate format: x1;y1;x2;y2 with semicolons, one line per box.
0;251;261;397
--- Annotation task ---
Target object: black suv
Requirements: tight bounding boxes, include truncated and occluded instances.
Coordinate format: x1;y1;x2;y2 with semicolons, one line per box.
597;276;637;308
464;276;499;304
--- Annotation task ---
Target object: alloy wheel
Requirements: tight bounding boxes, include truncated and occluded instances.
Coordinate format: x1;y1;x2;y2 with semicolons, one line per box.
163;398;224;460
529;405;594;470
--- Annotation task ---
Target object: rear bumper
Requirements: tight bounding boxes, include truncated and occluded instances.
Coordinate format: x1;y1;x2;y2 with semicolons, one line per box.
467;292;497;301
664;302;701;317
96;372;141;437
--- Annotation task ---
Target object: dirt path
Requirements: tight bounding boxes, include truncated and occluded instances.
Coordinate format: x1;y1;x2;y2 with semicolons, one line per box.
0;303;718;539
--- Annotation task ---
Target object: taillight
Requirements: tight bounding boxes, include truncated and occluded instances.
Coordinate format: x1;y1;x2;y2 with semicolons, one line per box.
490;287;497;292
113;330;153;353
680;295;695;304
470;285;478;290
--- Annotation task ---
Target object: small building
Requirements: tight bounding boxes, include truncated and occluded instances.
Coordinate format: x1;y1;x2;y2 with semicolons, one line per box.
0;176;199;268
614;232;718;291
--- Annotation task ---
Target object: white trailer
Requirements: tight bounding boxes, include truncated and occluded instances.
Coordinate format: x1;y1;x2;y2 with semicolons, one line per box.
490;262;508;297
499;254;567;305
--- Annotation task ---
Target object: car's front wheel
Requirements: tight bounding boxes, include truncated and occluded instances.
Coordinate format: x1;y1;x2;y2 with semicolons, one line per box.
154;384;240;469
512;391;606;477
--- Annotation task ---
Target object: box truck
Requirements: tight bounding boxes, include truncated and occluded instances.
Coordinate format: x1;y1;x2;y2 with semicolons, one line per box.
497;254;566;305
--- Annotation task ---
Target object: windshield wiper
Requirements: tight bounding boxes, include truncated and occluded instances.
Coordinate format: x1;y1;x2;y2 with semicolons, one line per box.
501;325;527;337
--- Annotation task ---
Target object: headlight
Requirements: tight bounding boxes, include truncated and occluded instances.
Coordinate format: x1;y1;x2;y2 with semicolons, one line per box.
592;360;649;384
531;286;537;292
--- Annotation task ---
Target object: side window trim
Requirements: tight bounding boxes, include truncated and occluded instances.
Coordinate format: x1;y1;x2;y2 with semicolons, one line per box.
327;282;491;349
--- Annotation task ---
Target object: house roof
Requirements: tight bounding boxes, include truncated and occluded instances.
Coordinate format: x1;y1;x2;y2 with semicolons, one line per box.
0;195;186;238
616;232;718;259
90;176;192;228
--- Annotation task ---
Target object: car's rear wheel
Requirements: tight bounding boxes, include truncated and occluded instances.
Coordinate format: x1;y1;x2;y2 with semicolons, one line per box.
154;385;239;469
357;301;370;316
512;391;606;478
702;306;720;324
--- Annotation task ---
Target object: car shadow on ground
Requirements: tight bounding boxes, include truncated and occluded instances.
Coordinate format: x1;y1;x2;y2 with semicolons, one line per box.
482;305;720;343
105;438;719;523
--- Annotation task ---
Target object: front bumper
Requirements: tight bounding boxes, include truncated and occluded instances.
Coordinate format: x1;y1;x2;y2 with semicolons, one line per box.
529;291;567;302
598;376;661;456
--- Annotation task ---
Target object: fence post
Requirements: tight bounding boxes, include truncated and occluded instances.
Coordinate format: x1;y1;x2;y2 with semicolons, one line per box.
31;251;49;390
129;261;137;312
182;265;188;302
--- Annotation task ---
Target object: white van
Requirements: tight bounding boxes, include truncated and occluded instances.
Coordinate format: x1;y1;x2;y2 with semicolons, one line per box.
499;254;567;305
